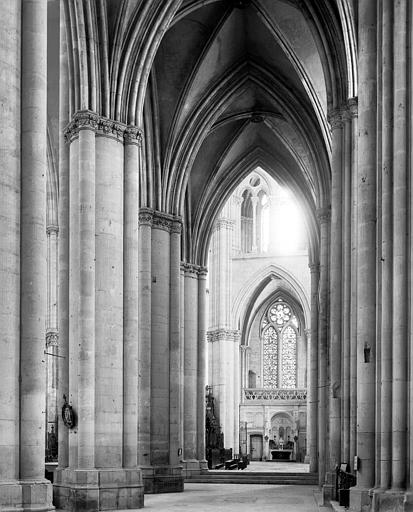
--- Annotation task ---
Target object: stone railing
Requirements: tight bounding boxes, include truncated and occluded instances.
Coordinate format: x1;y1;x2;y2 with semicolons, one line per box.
244;388;307;401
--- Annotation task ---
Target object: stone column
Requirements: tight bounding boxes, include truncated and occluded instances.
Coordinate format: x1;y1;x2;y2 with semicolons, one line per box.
151;213;171;464
0;1;54;508
138;208;152;468
377;0;393;496
54;115;144;510
391;0;408;499
138;210;183;494
308;263;319;473
0;1;21;490
169;219;182;467
123;127;142;467
317;208;330;489
327;109;343;479
20;0;48;482
197;267;208;467
95;132;124;468
57;0;70;470
183;263;199;467
349;98;358;470
341;107;352;467
350;1;377;509
46;224;59;450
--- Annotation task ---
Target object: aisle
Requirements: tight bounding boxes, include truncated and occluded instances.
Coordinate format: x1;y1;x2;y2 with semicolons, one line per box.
144;483;319;511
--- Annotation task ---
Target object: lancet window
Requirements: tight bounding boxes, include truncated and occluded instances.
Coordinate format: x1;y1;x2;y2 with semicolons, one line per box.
261;298;298;388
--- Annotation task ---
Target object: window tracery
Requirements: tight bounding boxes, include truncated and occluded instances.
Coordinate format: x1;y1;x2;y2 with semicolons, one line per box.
261;298;298;389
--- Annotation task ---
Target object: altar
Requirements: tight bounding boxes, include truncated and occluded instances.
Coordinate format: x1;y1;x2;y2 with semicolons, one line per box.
271;449;293;461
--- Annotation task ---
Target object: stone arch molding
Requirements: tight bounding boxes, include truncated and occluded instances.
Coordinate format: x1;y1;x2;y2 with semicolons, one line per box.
233;264;311;338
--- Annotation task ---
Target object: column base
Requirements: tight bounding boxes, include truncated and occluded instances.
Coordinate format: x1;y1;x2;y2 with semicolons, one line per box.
181;459;208;479
139;465;183;494
322;471;337;505
53;467;144;511
404;490;413;511
349;486;373;512
0;479;54;512
371;489;404;512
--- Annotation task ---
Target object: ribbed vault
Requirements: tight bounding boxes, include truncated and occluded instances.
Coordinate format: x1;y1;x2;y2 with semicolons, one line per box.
144;0;356;264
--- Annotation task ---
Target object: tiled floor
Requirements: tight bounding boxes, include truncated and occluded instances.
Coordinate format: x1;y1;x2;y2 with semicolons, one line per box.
144;483;319;511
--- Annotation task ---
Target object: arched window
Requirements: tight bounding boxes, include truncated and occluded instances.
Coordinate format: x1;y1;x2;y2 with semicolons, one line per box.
261;298;298;388
241;189;253;252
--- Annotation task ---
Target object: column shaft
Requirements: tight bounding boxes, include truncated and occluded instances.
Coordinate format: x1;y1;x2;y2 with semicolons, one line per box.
349;101;358;468
309;264;319;472
20;0;48;479
138;210;152;466
151;220;170;464
0;0;20;481
68;137;80;468
379;0;393;490
197;269;208;461
391;0;408;490
354;0;377;493
184;265;198;460
123;132;140;467
317;210;329;486
328;112;343;470
95;135;124;467
169;220;182;465
342;111;352;465
77;128;96;469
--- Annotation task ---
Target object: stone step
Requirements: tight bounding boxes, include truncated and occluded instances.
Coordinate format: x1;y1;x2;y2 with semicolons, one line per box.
186;472;319;486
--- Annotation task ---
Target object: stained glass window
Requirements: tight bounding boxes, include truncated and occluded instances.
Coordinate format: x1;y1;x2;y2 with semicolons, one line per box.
261;298;298;389
280;325;297;387
263;326;278;387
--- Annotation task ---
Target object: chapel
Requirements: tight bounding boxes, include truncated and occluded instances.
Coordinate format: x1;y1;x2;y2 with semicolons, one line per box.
0;1;412;512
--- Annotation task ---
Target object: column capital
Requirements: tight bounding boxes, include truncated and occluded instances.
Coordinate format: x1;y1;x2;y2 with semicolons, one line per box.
316;207;331;224
240;344;251;353
46;224;59;235
46;330;59;347
152;210;175;232
215;217;235;230
124;126;143;146
182;262;198;278
64;110;127;143
328;108;344;130
207;328;241;343
309;262;320;274
170;217;183;235
347;97;358;118
138;207;153;226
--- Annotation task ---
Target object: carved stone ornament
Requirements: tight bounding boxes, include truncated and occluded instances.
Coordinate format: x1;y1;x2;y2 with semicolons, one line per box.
316;207;331;224
62;394;76;429
64;110;127;143
207;329;241;343
124;126;143;146
138;208;154;226
152;211;174;232
328;108;344;131
46;331;59;347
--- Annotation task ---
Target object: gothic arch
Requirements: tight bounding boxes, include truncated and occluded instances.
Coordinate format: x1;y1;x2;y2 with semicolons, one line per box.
232;263;310;347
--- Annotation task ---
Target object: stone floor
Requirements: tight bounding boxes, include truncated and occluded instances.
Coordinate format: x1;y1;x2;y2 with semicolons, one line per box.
144;483;320;511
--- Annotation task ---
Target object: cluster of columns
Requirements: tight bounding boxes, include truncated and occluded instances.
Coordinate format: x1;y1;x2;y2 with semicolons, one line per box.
0;0;54;510
54;110;145;509
207;214;241;452
306;101;359;499
137;210;208;486
314;3;413;511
